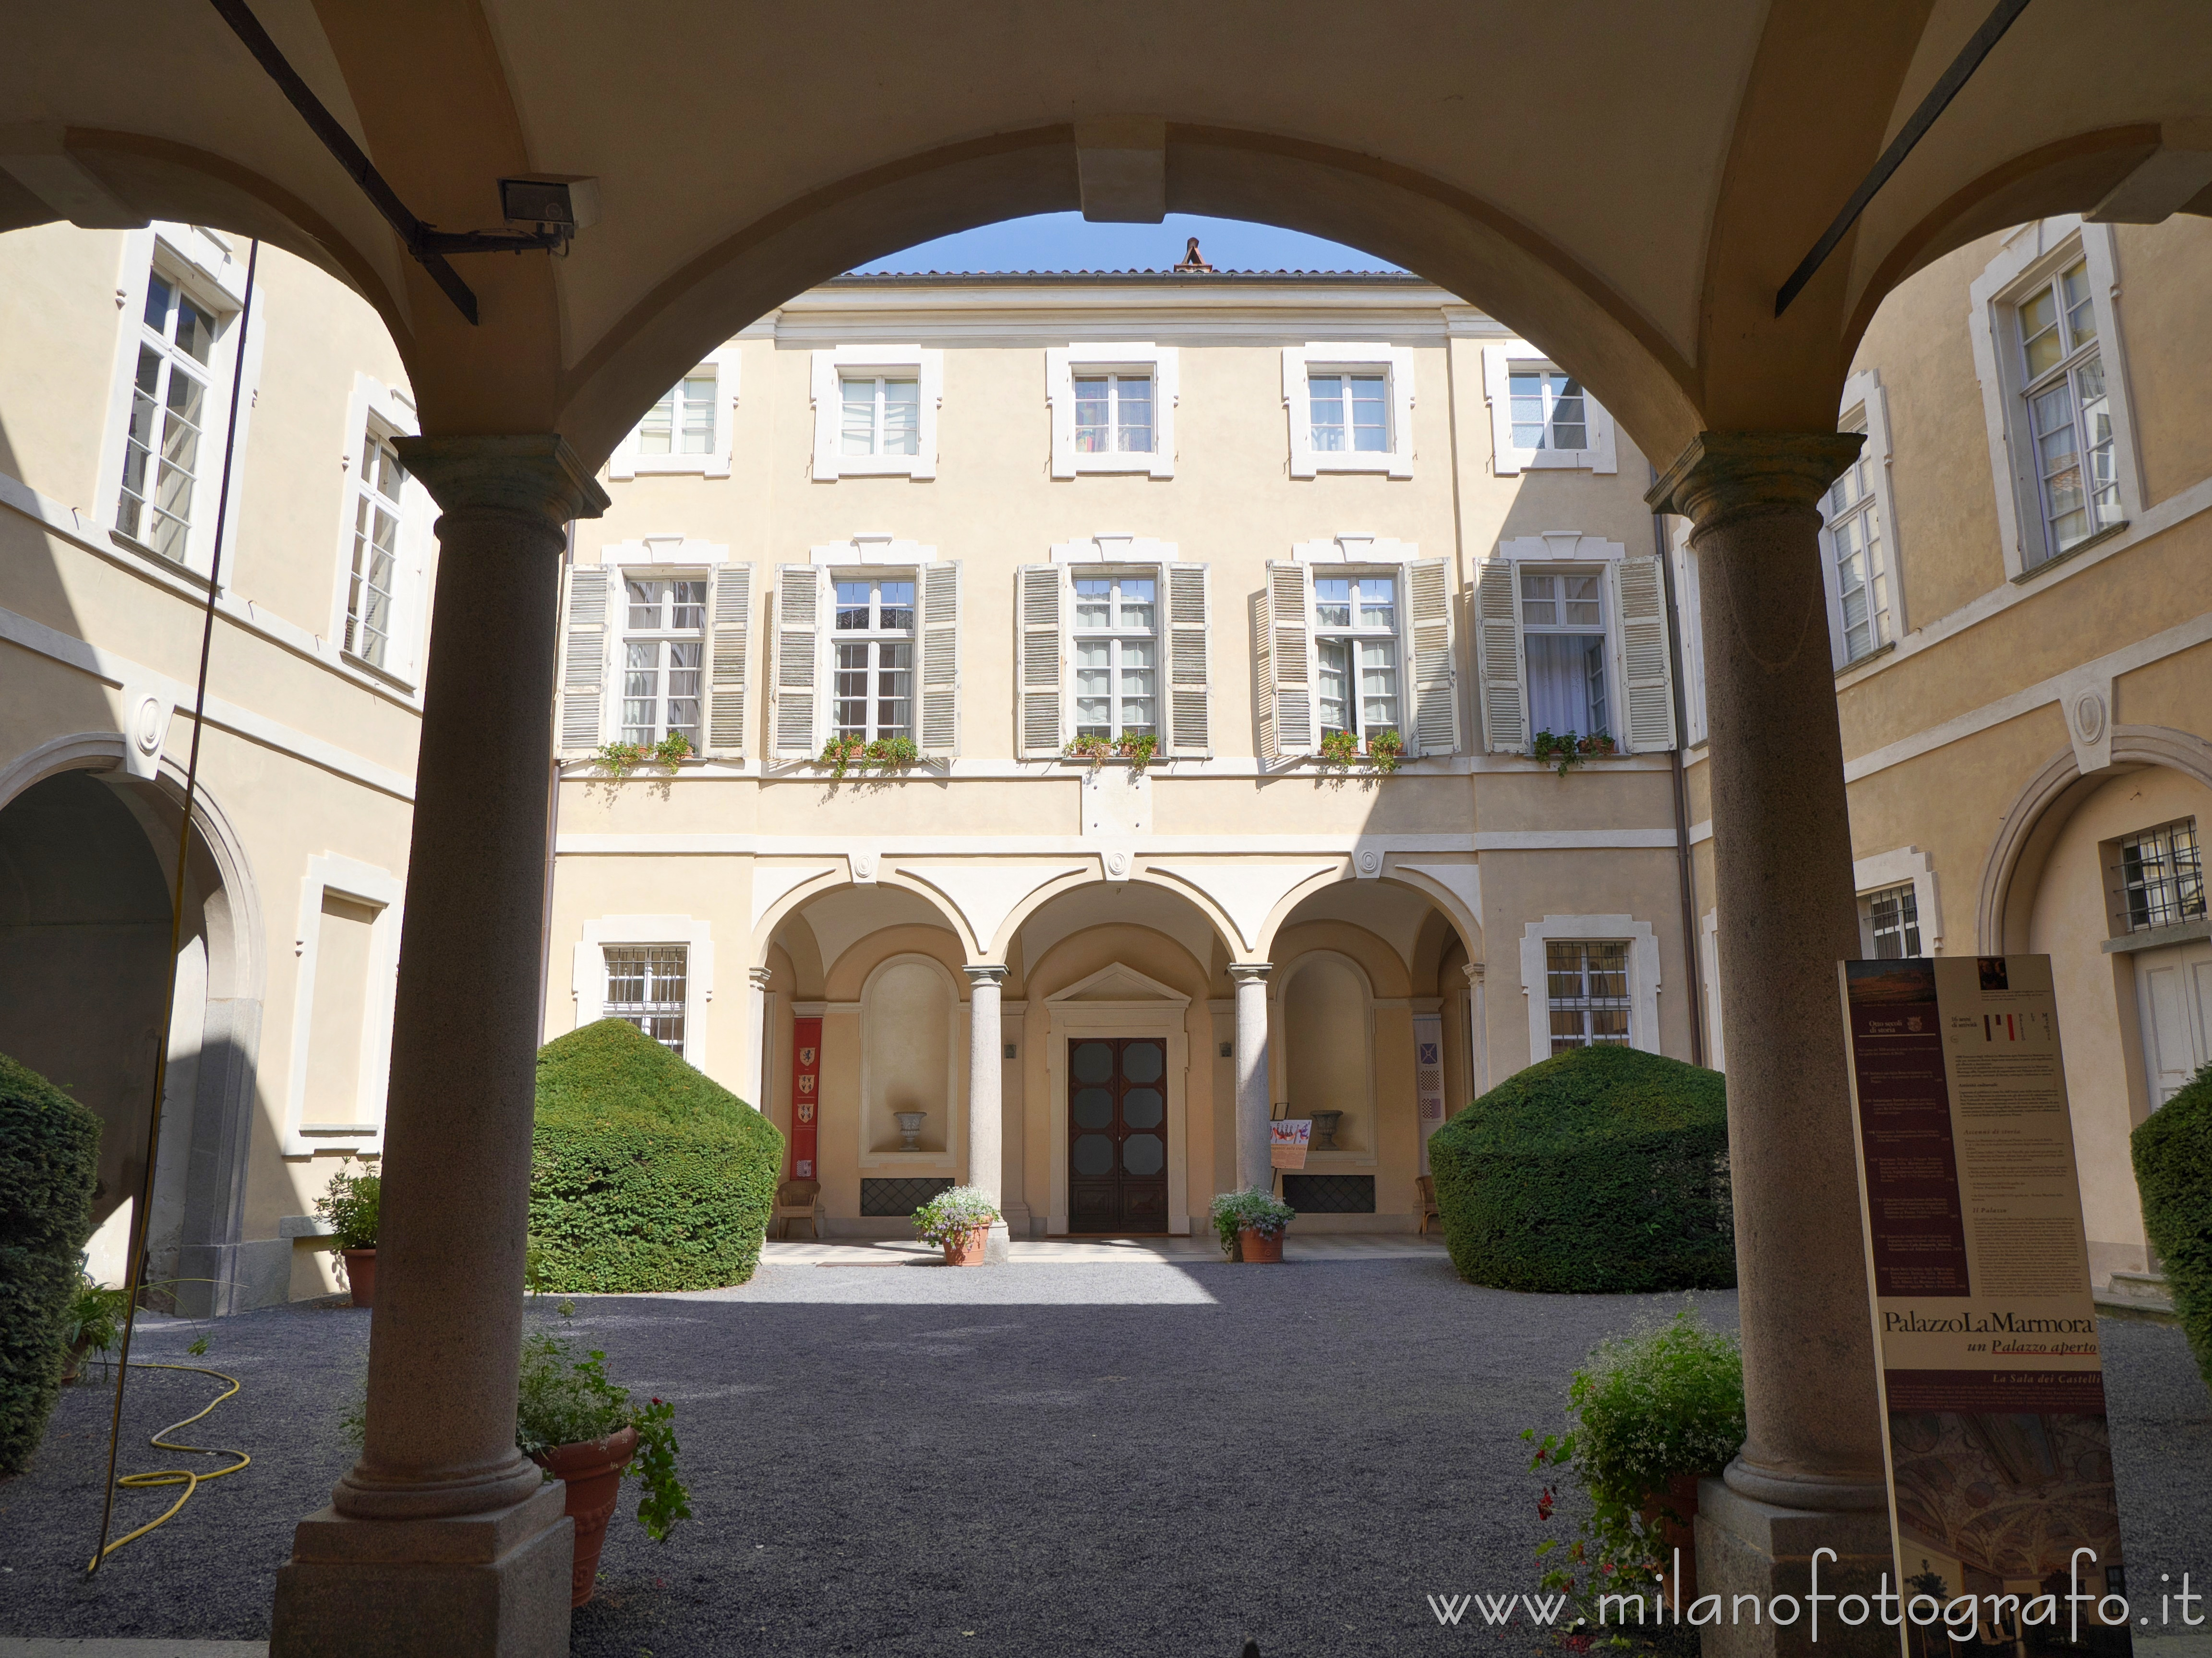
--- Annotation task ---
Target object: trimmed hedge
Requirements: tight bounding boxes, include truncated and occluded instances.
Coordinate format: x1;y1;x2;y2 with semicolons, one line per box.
530;1018;784;1293
1;1051;102;1476
2133;1062;2212;1393
1429;1045;1733;1294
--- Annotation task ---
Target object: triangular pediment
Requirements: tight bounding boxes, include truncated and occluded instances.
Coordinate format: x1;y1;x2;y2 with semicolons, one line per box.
1047;962;1189;1006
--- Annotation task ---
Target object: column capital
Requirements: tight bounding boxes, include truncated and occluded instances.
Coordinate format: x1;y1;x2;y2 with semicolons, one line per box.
1644;430;1863;536
391;433;611;526
1227;961;1272;984
962;963;1010;987
1461;961;1485;984
748;965;775;990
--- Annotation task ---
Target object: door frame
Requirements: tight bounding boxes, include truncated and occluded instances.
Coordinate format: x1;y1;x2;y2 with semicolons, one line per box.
1044;965;1190;1237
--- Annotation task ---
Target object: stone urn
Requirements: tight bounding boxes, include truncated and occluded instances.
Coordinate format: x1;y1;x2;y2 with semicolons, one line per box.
341;1248;377;1308
892;1110;927;1151
1309;1110;1343;1151
533;1424;639;1608
1238;1225;1285;1263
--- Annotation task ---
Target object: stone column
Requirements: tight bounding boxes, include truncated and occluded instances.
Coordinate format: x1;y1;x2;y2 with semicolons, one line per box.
744;965;774;1112
963;964;1011;1262
1228;962;1272;1192
1461;961;1488;1098
273;437;608;1658
1647;433;1892;1653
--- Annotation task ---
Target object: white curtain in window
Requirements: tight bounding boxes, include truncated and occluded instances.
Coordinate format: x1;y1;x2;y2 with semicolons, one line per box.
1525;633;1607;736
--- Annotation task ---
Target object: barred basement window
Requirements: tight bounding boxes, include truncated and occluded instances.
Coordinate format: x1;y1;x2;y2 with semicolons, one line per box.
1863;882;1921;958
604;945;687;1049
1547;940;1630;1052
2118;818;2205;933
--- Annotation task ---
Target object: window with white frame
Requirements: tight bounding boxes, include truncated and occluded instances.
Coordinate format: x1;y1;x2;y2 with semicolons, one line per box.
2116;818;2205;934
640;372;716;456
1509;368;1587;454
1480;343;1618;474
2015;254;2120;565
1519;569;1610;739
833;576;915;741
344;427;407;667
1072;572;1156;740
1314;571;1400;740
841;373;920;457
620;578;706;748
604;945;688;1049
1547;940;1631;1051
1861;883;1922;958
1308;371;1389;454
1075;372;1154;455
117;269;223;561
1826;418;1892;663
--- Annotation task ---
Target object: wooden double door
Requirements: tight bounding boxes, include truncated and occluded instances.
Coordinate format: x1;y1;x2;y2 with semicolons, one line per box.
1067;1037;1168;1233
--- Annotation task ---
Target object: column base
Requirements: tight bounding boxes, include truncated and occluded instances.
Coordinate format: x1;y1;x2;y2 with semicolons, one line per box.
273;1482;572;1658
982;1219;1013;1264
1694;1478;1896;1658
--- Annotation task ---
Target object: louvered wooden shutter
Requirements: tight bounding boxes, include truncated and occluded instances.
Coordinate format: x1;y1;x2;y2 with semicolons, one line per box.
1015;563;1066;759
1474;559;1527;753
1165;562;1210;758
558;565;610;753
1259;561;1316;759
771;564;825;758
705;563;753;757
919;560;961;757
1611;553;1678;753
1405;557;1459;758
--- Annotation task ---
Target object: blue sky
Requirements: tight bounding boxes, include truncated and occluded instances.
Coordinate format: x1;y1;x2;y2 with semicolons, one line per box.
852;212;1399;275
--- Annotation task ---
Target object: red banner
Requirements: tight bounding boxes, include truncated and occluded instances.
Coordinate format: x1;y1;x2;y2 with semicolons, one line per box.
789;1016;821;1180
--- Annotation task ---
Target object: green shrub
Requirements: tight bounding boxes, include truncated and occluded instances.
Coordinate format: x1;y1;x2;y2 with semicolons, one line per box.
0;1051;103;1476
2134;1062;2212;1391
530;1018;784;1293
1429;1045;1733;1293
313;1157;381;1250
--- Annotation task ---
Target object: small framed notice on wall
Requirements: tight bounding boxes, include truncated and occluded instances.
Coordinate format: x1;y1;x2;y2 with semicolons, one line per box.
1839;955;2131;1655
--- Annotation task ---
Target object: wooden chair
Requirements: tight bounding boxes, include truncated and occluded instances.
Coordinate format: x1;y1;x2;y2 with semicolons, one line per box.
1415;1175;1443;1235
772;1178;821;1240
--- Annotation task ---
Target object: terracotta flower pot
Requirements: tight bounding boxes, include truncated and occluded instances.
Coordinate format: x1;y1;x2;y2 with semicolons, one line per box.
341;1248;377;1308
1638;1472;1703;1603
1238;1225;1284;1263
942;1227;989;1266
533;1424;638;1608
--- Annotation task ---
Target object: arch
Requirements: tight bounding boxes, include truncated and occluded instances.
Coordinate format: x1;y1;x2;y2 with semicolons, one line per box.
1976;726;2212;952
1013;875;1234;993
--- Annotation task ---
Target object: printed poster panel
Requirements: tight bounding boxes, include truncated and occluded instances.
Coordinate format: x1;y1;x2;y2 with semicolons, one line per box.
1839;955;2130;1657
789;1015;822;1181
1269;1118;1311;1170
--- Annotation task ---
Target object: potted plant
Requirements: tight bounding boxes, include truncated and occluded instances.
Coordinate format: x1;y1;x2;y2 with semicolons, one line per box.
1522;1309;1745;1619
1209;1188;1296;1262
314;1157;382;1307
58;1266;131;1383
912;1184;1001;1265
515;1312;692;1608
1531;728;1618;778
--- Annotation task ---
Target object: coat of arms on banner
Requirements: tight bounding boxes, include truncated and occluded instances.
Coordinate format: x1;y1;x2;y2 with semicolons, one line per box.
798;1074;816;1095
799;1047;817;1066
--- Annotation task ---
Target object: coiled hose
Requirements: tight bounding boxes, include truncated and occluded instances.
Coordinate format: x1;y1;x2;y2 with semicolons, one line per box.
85;1361;251;1569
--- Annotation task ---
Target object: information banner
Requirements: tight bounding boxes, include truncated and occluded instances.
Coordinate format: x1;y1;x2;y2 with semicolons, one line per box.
1839;955;2130;1654
789;1016;822;1181
1269;1118;1311;1170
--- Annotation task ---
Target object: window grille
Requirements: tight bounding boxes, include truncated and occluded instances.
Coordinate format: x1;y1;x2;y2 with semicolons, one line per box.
604;945;688;1049
833;577;915;741
1073;373;1154;454
1313;573;1399;740
1521;570;1609;739
638;372;716;456
1863;882;1921;958
621;578;706;747
345;427;406;666
2016;256;2119;565
1308;371;1388;453
118;270;220;561
840;375;920;457
1547;940;1631;1052
1072;572;1157;739
2118;818;2205;933
1508;369;1587;452
1826;421;1891;662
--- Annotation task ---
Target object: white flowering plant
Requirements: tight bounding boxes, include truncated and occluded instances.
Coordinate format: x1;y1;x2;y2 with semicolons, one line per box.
912;1185;1001;1247
1208;1188;1295;1255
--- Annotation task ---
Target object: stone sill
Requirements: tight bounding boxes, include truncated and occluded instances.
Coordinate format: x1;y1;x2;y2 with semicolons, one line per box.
2013;520;2129;584
2101;917;2211;954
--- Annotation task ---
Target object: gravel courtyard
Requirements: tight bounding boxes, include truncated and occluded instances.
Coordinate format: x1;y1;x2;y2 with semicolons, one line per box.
1;1253;2206;1658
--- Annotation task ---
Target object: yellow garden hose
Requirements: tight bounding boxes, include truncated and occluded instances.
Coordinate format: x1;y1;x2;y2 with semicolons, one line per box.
85;1362;252;1569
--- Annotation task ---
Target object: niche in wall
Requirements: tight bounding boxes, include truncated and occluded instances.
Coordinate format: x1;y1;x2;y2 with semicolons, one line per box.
861;956;957;1157
1283;953;1373;1155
